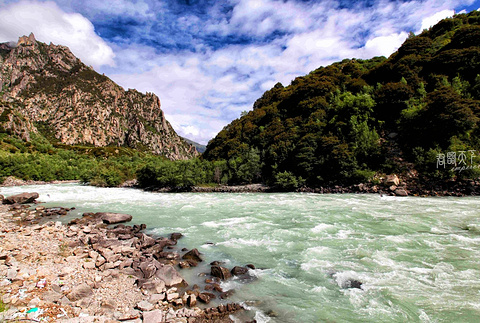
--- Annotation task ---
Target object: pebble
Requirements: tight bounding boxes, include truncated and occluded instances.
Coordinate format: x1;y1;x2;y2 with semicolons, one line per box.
0;203;247;322
136;300;154;311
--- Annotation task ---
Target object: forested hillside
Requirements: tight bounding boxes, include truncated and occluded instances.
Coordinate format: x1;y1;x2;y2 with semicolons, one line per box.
203;11;480;189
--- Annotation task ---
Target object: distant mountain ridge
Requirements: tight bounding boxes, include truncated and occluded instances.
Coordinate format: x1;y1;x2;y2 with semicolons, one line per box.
0;33;197;160
182;137;206;153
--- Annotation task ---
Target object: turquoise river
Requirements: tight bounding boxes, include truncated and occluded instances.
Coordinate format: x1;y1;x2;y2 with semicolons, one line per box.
2;184;480;323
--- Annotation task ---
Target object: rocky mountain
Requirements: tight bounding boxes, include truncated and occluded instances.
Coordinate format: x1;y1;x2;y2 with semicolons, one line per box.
203;11;480;187
0;33;197;160
182;137;206;153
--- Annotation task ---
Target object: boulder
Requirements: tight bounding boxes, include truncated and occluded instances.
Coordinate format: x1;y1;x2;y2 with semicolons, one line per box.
211;266;232;280
67;283;93;301
97;212;132;224
149;293;166;304
395;188;408;196
155;265;184;287
182;248;203;263
41;291;63;303
384;175;400;186
198;292;215;304
187;294;197;307
220;289;235;299
139;261;157;279
137;278;165;293
137;300;154;311
142;309;165;323
0;194;3;204
140;233;156;248
342;279;363;289
170;232;183;240
166;292;179;301
178;261;190;269
231;266;249;276
4;192;39;204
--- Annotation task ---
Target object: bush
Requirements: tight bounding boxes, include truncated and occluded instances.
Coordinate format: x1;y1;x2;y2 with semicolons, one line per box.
274;171;305;191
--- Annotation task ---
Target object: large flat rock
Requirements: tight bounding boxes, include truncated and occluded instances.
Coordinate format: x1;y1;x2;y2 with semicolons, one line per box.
3;192;39;204
96;212;132;224
155;265;184;287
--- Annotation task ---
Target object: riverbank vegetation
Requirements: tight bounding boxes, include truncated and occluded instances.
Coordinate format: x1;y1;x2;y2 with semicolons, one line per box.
203;11;480;187
2;12;480;191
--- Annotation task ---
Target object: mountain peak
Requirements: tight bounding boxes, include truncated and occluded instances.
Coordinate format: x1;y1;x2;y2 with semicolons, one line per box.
0;35;198;160
17;32;37;46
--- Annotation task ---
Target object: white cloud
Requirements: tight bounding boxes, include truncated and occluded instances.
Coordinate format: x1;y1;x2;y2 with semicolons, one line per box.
0;0;115;69
418;9;456;32
106;0;476;144
1;0;474;145
363;32;409;58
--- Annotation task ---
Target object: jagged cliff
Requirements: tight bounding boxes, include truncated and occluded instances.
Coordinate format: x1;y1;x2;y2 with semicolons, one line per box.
0;33;197;160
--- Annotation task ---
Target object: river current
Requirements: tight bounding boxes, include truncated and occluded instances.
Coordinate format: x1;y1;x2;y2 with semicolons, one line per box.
2;184;480;322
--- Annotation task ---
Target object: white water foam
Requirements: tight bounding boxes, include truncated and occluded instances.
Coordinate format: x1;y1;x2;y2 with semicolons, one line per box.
310;223;335;233
4;184;480;322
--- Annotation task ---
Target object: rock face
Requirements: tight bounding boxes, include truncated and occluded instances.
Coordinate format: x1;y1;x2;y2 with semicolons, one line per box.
0;33;197;160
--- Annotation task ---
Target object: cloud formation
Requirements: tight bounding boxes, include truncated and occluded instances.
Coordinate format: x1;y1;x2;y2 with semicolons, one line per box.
0;0;477;144
0;0;115;69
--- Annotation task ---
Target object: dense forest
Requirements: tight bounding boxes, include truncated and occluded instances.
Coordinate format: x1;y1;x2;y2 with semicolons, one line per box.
202;11;480;189
2;11;480;191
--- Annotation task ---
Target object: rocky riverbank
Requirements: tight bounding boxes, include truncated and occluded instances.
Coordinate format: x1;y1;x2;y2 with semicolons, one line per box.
144;175;480;197
4;172;480;198
0;176;81;187
0;193;256;322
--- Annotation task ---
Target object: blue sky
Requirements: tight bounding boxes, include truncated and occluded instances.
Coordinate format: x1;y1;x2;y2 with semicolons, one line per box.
0;0;479;144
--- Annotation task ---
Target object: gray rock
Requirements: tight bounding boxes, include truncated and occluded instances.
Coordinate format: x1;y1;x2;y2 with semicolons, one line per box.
198;292;214;304
384;174;400;186
231;266;249;276
119;258;133;269
59;296;72;306
166;292;179;301
3;192;39;204
343;279;363;289
155;265;184;287
138;278;165;293
41;290;63;303
6;268;17;280
96;212;132;224
187;294;196;307
139;261;157;279
140;233;156;248
395;188;408;196
211;265;232;280
95;255;106;267
67;283;93;301
83;261;96;269
149;293;165;304
182;248;203;263
137;300;154;311
142;309;165;323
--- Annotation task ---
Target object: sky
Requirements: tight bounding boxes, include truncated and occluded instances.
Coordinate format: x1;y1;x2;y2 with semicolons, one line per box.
0;0;479;145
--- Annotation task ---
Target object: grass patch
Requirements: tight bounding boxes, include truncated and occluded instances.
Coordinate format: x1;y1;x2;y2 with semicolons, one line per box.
0;297;7;312
58;242;70;258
